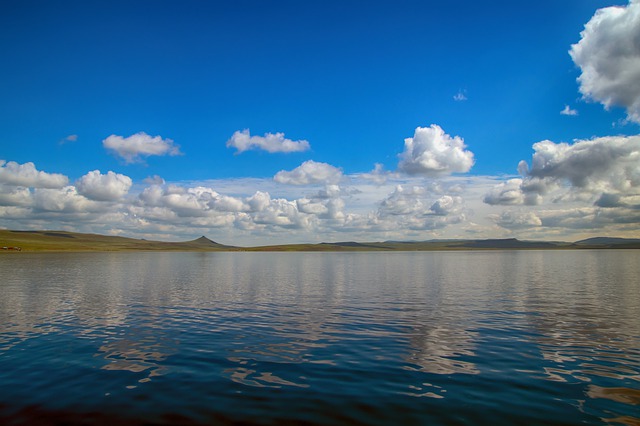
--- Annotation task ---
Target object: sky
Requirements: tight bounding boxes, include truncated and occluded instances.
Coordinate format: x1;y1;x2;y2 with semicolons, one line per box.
1;0;639;245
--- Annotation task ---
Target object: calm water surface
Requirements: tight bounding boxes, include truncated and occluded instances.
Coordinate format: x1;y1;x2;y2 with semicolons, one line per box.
0;251;638;425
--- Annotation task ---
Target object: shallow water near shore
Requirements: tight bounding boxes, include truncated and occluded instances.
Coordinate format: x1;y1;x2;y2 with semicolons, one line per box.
0;250;639;425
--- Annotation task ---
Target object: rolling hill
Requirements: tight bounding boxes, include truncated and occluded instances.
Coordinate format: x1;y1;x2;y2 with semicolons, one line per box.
2;229;640;252
0;230;233;252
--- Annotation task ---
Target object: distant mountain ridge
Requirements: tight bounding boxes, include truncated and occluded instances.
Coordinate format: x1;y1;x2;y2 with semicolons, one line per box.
2;230;640;252
575;237;640;246
455;238;562;249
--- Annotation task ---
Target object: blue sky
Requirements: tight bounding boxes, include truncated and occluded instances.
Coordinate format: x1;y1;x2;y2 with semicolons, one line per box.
1;0;639;244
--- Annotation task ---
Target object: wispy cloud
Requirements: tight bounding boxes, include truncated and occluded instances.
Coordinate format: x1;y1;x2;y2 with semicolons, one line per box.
560;105;578;116
226;129;311;154
59;134;78;145
103;132;182;164
453;90;467;101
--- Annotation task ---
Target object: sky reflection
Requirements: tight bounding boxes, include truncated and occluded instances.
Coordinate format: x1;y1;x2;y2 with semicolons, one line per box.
0;251;638;424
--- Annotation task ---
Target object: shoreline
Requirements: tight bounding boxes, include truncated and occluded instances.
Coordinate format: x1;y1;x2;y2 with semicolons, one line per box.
2;229;640;252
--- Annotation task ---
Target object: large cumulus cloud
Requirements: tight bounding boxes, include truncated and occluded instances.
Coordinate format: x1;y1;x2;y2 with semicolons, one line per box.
570;0;640;123
485;134;640;235
33;187;99;213
0;160;68;188
484;135;640;207
398;125;474;176
0;186;32;206
76;170;132;201
524;137;640;192
0;161;132;231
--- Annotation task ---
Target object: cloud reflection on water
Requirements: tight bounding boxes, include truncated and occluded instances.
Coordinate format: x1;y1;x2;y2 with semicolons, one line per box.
0;251;638;424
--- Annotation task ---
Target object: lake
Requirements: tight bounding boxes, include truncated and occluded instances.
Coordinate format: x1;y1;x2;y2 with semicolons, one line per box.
0;250;638;425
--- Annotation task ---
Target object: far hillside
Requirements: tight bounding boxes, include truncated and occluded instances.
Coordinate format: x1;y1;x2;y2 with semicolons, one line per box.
0;230;233;252
2;230;640;252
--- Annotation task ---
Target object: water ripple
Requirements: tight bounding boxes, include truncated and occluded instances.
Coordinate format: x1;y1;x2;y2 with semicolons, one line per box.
0;250;638;425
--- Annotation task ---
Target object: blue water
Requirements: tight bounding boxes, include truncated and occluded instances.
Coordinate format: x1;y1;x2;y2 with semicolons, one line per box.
0;251;638;425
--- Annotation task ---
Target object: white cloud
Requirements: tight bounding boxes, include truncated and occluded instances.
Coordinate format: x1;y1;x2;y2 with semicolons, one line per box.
103;132;182;164
483;134;640;236
502;206;640;232
358;163;393;184
453;90;468;101
484;135;640;207
251;197;310;229
274;160;343;185
397;125;475;176
0;185;32;206
1;154;638;245
0;160;68;188
247;191;272;212
295;185;347;220
138;185;246;217
296;197;329;216
570;0;640;123
483;179;526;205
492;210;542;229
143;175;165;185
33;186;97;213
378;185;427;216
76;170;133;201
0;206;31;221
430;195;463;216
127;177;475;240
560;105;578;116
375;185;467;231
525;136;640;193
226;129;311;154
59;134;78;145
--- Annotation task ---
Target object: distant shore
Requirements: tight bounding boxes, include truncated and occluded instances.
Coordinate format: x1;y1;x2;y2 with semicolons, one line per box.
2;230;640;252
